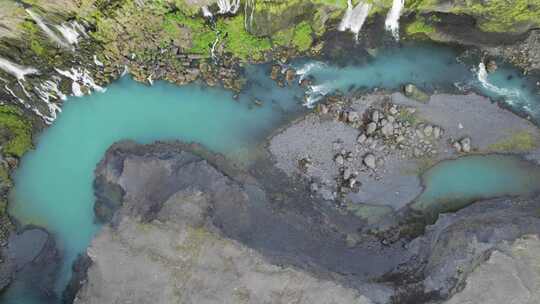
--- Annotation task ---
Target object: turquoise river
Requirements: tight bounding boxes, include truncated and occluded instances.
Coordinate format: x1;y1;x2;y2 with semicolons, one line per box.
2;44;540;303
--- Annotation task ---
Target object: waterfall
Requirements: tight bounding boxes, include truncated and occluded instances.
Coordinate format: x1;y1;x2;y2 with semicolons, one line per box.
217;0;240;14
26;9;72;49
55;23;80;45
35;79;64;121
0;57;39;80
385;0;405;40
211;34;220;61
201;6;213;18
338;0;372;41
244;0;255;31
55;68;106;97
93;55;104;67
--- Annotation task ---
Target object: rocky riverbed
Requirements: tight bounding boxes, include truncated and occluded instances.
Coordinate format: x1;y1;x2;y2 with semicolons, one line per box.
269;90;540;225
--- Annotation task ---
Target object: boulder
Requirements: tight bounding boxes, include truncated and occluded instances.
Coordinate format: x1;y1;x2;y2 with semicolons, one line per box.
347;111;360;123
460;137;472;153
366;122;377;135
363;154;376;169
404;84;430;103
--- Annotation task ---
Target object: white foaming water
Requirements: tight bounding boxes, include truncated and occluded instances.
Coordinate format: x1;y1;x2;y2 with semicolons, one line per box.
296;61;326;82
26;9;71;49
338;0;372;40
55;68;106;97
217;0;240;14
304;83;333;107
0;57;39;80
385;0;405;40
55;23;80;45
202;6;213;18
93;55;104;67
35;80;64;122
211;35;220;61
476;62;522;105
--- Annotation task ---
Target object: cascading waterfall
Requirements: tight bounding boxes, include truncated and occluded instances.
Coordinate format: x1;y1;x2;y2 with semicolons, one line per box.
0;57;39;80
26;9;72;49
55;23;80;45
55;67;106;97
338;0;372;41
217;0;241;14
385;0;405;40
244;0;255;30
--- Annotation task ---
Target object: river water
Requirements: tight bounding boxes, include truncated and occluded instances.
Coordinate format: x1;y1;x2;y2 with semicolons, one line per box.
2;44;539;303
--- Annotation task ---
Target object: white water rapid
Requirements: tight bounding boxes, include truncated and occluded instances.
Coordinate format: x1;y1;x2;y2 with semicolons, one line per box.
385;0;405;40
477;62;522;104
338;0;372;41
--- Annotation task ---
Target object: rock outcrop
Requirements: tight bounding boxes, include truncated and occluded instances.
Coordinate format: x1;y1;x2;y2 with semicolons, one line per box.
76;141;397;304
409;197;540;297
443;234;540;304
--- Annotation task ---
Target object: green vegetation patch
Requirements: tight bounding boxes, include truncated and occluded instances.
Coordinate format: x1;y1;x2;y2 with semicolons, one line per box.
217;15;272;61
271;21;314;51
0;105;33;158
488;130;538;152
292;21;314;51
453;0;540;33
405;17;435;36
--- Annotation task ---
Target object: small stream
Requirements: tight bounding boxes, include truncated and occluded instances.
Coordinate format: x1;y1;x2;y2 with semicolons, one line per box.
2;44;540;303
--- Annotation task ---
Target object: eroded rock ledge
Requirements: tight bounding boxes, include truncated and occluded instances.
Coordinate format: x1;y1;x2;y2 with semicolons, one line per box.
72;140;540;304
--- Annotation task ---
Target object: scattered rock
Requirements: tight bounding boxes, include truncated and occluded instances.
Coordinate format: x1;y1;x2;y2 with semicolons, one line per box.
366;122;377;135
363;154;376;169
357;134;367;144
335;154;344;166
423;125;433;137
285;68;296;84
453;141;462;153
347;111;360;123
486;60;498;73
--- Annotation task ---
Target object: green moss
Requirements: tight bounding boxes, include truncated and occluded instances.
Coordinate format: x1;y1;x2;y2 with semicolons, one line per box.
0;106;33;158
164;11;214;55
217;15;272;61
450;0;540;33
20;20;49;56
292;21;314;51
488;131;538;152
405;17;435;36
